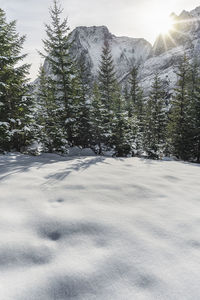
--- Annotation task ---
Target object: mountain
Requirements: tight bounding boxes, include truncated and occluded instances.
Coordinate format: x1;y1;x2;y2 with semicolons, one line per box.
42;5;200;94
140;6;200;93
68;25;152;82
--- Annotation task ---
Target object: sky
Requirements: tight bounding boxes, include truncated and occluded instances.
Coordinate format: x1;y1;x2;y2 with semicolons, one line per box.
1;0;200;80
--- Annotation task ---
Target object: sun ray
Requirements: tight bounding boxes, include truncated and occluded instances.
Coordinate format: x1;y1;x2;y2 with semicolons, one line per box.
155;12;199;53
166;33;177;47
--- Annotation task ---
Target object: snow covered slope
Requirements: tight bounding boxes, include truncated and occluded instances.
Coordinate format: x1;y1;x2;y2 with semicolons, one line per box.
0;153;200;300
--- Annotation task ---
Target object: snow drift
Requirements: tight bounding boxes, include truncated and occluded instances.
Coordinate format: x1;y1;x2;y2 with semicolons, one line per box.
0;154;200;299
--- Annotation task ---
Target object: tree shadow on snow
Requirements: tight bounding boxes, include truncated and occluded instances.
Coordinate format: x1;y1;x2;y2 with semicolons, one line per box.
44;156;109;184
0;154;108;182
0;153;67;180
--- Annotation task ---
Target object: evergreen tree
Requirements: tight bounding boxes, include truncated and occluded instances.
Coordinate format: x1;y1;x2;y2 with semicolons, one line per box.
187;58;200;162
111;95;132;157
123;84;130;113
128;66;145;153
90;83;105;154
128;66;143;117
98;41;118;145
36;66;67;152
98;41;117;110
0;8;32;152
144;74;167;158
40;0;77;145
168;55;193;160
193;81;200;162
74;57;91;148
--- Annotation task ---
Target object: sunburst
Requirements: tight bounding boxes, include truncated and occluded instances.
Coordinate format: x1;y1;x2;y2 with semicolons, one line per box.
153;13;197;53
159;16;175;35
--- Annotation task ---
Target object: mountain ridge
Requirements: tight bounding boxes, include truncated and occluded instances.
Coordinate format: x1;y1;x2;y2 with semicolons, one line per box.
41;5;200;94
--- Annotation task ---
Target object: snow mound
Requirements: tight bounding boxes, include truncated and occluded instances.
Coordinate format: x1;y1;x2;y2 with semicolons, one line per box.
0;154;200;299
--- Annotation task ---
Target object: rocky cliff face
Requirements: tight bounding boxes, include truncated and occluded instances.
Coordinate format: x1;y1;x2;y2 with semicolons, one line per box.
140;6;200;93
68;25;152;82
42;5;200;94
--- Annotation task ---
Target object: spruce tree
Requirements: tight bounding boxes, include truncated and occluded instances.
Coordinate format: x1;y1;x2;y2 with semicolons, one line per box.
111;95;132;157
187;58;200;162
40;0;77;145
36;66;67;152
90;83;105;154
144;74;167;158
74;57;91;148
98;41;117;110
128;65;145;153
193;81;200;162
0;8;32;152
128;66;143;117
168;55;193;160
98;40;119;146
123;84;130;113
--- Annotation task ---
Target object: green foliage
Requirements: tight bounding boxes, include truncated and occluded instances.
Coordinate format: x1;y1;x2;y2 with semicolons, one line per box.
36;66;67;152
168;55;194;160
98;41;117;144
128;66;143;117
1;3;200;161
98;41;117;111
39;0;78;146
90;83;105;154
73;57;91;148
126;66;145;154
0;8;32;152
144;74;167;158
93;41;131;155
111;95;132;157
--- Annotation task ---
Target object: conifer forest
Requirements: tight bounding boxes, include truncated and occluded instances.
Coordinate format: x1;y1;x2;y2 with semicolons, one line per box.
0;1;200;162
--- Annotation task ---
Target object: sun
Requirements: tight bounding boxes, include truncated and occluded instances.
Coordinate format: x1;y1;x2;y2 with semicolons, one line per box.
159;15;174;35
143;6;176;43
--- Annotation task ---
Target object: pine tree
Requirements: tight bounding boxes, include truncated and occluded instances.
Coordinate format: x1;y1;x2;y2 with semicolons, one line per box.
168;55;193;160
0;8;32;152
98;40;119;146
144;74;167;158
40;0;77;145
90;83;105;154
187;58;200;162
36;66;67;152
111;95;132;157
193;80;200;162
123;84;130;113
74;57;91;148
128;65;145;153
98;41;117;110
128;66;142;117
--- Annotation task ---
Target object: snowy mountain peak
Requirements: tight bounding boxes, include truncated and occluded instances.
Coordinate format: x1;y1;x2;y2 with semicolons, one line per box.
152;7;198;56
72;25;113;42
69;25;152;81
139;5;200;94
190;5;200;17
41;5;200;96
179;9;191;18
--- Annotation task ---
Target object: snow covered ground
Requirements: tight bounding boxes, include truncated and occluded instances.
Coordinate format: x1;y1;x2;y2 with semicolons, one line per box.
0;153;200;300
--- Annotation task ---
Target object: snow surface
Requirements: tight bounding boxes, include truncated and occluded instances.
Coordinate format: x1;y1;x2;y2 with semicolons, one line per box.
0;153;200;300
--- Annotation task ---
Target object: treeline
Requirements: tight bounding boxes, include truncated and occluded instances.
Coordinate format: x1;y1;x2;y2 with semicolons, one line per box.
0;1;200;162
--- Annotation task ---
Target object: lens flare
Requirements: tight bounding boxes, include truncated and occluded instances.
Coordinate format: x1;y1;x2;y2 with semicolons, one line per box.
159;16;174;34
